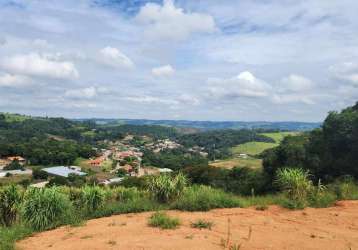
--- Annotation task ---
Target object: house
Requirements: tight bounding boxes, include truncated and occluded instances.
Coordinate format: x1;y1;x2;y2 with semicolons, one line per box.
7;156;26;165
43;166;86;178
239;153;248;159
0;159;10;170
89;158;103;166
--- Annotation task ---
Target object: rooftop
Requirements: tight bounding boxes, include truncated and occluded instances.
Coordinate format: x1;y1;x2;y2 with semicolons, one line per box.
43;166;86;178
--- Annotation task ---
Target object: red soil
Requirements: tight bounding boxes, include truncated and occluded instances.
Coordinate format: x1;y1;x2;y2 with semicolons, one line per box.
17;201;358;250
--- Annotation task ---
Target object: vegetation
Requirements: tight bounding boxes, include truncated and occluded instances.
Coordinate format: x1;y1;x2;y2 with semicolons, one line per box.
0;185;22;227
148;212;180;229
172;185;241;211
275;168;313;209
147;173;187;203
21;187;70;230
190;219;214;230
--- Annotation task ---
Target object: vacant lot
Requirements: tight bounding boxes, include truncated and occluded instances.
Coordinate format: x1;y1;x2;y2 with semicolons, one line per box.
210;158;262;169
17;201;358;250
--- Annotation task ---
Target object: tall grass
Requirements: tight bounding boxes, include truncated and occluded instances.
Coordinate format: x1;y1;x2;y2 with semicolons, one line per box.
275;168;313;209
79;185;106;213
172;185;241;211
147;173;187;203
0;184;22;227
21;187;70;230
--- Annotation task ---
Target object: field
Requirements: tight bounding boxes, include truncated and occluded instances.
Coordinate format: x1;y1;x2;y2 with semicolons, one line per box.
17;201;358;250
211;132;298;169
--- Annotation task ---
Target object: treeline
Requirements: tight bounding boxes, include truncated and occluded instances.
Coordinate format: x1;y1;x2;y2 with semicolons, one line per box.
262;102;358;182
142;148;208;170
176;129;274;159
0;114;95;165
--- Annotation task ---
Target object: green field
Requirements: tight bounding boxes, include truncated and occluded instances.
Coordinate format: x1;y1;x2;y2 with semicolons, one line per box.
231;132;299;156
212;132;299;169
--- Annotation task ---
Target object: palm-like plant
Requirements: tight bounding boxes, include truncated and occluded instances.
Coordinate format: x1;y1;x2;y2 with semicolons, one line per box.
0;184;22;226
275;168;313;208
147;172;187;203
22;187;70;230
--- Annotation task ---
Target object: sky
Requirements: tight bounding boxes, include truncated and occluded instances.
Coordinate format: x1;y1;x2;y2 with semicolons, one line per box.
0;0;357;122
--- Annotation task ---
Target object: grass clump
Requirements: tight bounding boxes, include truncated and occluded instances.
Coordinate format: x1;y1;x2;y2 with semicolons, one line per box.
21;187;70;230
80;185;106;213
191;219;214;230
172;185;241;211
275;168;313;209
148;211;180;229
0;224;33;250
0;184;22;227
147;172;187;203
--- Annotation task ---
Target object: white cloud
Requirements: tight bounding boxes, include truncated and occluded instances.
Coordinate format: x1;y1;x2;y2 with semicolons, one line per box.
136;0;215;41
207;71;272;99
330;62;358;85
99;47;134;69
279;74;315;92
124;95;179;105
0;53;79;80
0;73;32;87
152;64;175;77
65;87;97;99
272;94;315;105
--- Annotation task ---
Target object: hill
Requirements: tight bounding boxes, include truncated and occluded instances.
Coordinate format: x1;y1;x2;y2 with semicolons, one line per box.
75;118;321;131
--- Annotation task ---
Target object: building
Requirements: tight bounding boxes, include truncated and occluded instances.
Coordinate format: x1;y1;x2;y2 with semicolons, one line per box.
42;166;86;178
7;156;26;165
100;177;124;186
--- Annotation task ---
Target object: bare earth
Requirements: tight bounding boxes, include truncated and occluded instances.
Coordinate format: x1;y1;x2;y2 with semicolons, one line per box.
17;201;358;250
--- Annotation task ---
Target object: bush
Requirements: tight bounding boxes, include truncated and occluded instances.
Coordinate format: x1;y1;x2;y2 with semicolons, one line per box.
275;168;313;209
148;212;180;229
32;167;48;180
0;185;22;227
172;185;241;211
0;224;33;250
21;187;71;230
147;173;187;203
191;219;213;230
331;177;358;200
79;185;106;213
111;187;145;202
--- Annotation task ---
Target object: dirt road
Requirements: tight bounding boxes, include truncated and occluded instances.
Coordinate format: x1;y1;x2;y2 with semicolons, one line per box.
17;201;358;250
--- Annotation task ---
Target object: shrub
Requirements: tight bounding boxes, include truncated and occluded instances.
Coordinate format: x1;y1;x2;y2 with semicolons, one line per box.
191;219;213;230
148;212;180;229
0;224;33;250
111;187;145;202
80;185;106;213
275;168;313;209
22;187;71;230
172;185;241;211
147;172;187;203
331;177;358;200
32;167;48;180
0;185;22;227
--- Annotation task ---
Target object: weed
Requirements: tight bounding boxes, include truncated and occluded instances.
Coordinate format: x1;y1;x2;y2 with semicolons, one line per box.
191;219;214;230
148;212;180;229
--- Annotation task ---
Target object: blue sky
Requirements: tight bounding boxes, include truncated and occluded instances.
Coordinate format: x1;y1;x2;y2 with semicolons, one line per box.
0;0;357;121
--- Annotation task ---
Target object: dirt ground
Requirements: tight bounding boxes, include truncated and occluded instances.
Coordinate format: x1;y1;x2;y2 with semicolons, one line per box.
17;201;358;250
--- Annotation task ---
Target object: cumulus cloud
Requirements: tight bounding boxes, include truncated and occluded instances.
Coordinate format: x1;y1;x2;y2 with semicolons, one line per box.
65;87;98;99
0;73;32;88
124;95;179;105
152;65;175;77
272;94;315;105
207;71;272;99
99;46;134;69
136;0;215;41
279;74;315;92
330;62;358;85
0;53;79;80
